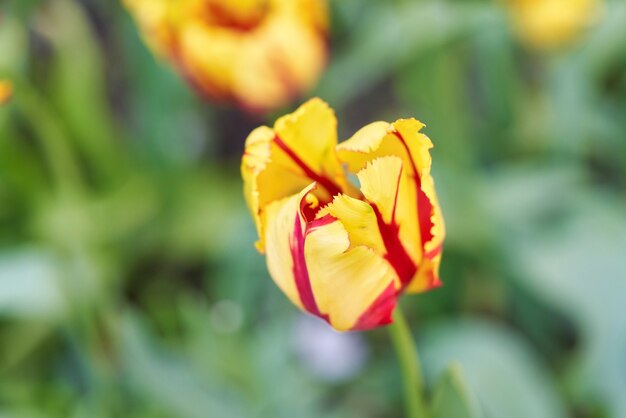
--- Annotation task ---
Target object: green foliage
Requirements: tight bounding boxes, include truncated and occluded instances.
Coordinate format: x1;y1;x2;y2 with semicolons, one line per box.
430;363;481;418
420;319;568;418
1;0;625;417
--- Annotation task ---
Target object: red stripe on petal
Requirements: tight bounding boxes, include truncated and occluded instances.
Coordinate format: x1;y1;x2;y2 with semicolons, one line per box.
391;161;403;224
367;163;417;285
428;270;443;289
307;213;336;231
424;243;442;260
290;197;334;323
291;214;324;318
274;134;343;198
352;282;397;331
372;204;417;285
392;131;435;249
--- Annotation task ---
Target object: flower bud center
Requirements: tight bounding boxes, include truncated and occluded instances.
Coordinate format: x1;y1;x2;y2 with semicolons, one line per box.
300;192;321;223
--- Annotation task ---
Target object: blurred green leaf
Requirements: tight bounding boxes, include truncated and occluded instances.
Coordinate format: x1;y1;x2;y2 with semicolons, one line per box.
119;11;208;167
0;15;28;130
119;310;250;418
431;363;482;418
511;194;626;417
317;1;502;109
179;298;352;418
0;15;27;73
38;0;124;181
482;163;584;237
546;4;626;154
573;3;626;80
419;319;568;418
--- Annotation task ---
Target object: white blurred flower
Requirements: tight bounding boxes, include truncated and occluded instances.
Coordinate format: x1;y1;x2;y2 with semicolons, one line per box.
292;314;369;383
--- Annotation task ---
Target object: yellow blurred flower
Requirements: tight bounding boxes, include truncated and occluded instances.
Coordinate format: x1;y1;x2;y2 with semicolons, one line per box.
508;0;602;49
124;0;328;112
0;80;12;105
242;98;445;331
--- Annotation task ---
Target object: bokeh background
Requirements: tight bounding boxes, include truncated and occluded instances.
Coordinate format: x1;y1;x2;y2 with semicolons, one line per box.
1;0;626;417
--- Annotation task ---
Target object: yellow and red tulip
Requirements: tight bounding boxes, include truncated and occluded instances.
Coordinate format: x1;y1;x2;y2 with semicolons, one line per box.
0;80;12;105
508;0;602;49
124;0;328;113
242;98;445;331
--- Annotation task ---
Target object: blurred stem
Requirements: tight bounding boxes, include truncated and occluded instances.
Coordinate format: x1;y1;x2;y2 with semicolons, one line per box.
388;308;427;418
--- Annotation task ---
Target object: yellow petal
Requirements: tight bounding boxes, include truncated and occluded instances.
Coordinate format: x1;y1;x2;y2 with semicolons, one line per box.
336;121;390;173
337;119;445;291
273;98;345;195
242;125;275;249
304;217;398;331
263;187;308;312
275;0;329;32
354;156;417;286
357;156;403;224
394;121;445;292
234;15;327;111
242;98;351;251
178;23;241;100
318;194;385;253
123;0;172;56
263;183;399;331
407;244;443;293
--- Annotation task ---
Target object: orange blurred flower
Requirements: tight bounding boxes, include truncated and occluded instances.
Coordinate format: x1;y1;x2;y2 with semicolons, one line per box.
242;98;445;331
0;80;12;105
508;0;602;49
124;0;328;112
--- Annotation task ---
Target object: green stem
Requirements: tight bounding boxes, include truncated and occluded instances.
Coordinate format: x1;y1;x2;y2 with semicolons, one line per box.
388;307;427;418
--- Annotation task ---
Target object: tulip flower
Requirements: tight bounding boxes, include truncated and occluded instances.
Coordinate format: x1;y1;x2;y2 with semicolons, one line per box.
0;80;12;104
508;0;602;49
124;0;328;113
242;98;445;331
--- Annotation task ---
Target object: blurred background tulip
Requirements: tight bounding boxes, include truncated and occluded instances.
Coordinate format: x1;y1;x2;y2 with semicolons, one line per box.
507;0;603;49
1;0;626;417
124;0;328;113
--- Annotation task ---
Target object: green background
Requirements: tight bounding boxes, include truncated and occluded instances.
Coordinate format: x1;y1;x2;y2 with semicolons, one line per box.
1;0;626;417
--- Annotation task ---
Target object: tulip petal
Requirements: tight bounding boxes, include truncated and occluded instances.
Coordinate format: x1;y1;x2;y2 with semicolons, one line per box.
304;216;398;331
318;194;385;253
123;0;172;55
264;183;399;331
337;119;445;291
178;23;241;100
336;121;390;173
242;99;351;251
263;185;314;312
234;16;327;112
318;191;415;330
273;98;345;197
393;120;445;292
357;156;403;224
356;156;418;285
